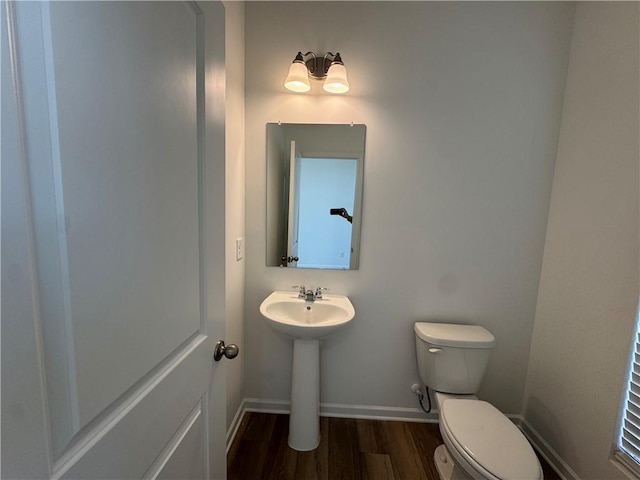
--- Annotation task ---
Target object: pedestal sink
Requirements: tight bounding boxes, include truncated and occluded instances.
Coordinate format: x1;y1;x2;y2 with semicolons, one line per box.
259;291;355;451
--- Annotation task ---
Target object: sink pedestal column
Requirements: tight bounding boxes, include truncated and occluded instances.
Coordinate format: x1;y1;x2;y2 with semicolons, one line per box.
288;339;320;451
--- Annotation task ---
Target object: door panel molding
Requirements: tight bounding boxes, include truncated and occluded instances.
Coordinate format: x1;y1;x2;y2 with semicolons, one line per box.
144;400;203;480
54;336;210;479
53;332;203;469
47;0;202;431
2;2;55;476
11;1;79;455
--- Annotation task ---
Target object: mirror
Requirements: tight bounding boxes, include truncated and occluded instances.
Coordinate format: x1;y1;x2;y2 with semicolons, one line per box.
266;123;366;269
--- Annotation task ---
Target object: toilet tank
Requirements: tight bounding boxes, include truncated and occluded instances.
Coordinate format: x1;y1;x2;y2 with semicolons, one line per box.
414;322;495;394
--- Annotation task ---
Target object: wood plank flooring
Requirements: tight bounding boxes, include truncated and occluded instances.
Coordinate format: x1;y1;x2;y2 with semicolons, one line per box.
227;413;561;480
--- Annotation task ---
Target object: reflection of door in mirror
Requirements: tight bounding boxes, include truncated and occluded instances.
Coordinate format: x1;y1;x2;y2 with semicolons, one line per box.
295;157;357;269
286;141;300;267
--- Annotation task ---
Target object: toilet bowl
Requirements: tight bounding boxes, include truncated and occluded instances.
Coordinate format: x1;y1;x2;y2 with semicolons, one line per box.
436;395;542;480
414;322;542;480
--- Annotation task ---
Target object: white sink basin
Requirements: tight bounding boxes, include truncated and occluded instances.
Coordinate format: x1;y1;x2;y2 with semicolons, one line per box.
259;291;355;340
259;290;355;451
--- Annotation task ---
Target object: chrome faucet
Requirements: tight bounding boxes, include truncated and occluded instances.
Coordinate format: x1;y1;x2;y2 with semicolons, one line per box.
292;285;329;301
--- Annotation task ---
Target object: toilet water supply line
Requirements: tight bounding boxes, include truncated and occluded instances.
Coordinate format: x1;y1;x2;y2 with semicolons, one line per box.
412;384;432;414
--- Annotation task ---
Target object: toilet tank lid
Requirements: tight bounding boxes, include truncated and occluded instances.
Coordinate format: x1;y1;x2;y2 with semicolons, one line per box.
414;322;495;348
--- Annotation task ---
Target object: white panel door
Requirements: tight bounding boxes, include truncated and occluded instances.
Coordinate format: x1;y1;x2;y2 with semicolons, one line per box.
1;1;227;479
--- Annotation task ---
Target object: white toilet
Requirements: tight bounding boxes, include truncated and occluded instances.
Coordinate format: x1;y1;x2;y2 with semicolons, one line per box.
414;322;543;480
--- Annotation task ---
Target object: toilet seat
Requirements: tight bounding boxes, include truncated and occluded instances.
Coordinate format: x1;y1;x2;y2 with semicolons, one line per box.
439;399;542;480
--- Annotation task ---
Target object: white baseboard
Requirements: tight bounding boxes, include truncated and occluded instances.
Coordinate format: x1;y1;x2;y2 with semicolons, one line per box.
244;397;290;415
226;397;440;451
319;401;439;423
520;418;581;480
226;398;247;454
242;397;440;422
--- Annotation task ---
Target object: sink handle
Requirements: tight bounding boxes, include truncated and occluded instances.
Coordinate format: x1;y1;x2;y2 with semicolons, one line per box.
315;286;329;299
292;285;306;298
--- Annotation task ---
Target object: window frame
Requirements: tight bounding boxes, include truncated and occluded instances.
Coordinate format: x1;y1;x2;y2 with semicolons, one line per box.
612;308;640;479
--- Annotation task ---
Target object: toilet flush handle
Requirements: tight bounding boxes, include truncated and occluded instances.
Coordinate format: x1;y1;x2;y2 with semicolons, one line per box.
428;347;443;353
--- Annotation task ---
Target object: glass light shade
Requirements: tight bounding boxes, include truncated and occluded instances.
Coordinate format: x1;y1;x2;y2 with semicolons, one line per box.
323;63;350;94
284;61;311;92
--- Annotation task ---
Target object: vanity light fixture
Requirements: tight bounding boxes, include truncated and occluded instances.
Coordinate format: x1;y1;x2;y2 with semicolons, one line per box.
284;51;350;94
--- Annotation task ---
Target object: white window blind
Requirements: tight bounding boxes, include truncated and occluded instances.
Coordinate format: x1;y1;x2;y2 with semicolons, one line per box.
615;318;640;479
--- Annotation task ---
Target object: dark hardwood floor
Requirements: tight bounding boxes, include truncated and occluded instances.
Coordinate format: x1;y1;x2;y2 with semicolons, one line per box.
227;413;561;480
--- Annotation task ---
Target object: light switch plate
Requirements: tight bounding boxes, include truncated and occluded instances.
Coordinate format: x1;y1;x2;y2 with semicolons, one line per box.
235;237;243;261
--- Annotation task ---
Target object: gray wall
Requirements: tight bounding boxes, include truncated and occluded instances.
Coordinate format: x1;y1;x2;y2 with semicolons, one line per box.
224;1;245;430
522;3;640;478
244;2;574;415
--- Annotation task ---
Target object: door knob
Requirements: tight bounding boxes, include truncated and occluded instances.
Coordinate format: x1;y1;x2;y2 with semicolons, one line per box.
214;340;239;361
